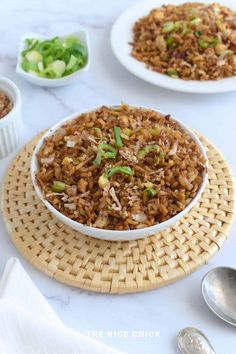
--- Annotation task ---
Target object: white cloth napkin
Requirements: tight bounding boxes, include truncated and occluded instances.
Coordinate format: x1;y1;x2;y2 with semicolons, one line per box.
0;258;124;354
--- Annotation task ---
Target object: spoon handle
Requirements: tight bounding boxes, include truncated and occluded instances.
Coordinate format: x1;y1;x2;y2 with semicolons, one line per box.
177;327;217;354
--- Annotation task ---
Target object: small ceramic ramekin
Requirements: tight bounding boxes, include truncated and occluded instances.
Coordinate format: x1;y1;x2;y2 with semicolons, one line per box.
0;77;21;159
16;31;90;87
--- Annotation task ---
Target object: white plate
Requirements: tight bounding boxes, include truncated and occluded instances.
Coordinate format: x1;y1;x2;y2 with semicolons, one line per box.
111;0;236;94
16;31;90;87
31;105;208;241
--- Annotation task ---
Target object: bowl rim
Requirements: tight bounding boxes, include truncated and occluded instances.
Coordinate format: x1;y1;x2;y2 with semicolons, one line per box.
16;30;90;84
0;76;21;127
110;0;236;94
31;104;208;239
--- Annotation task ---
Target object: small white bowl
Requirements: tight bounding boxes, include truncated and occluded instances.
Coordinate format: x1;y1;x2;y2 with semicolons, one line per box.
16;31;90;87
0;77;21;159
31;105;208;241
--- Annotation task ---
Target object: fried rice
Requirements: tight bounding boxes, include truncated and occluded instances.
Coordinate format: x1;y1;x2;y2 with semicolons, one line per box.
36;105;206;230
0;91;12;119
131;2;236;80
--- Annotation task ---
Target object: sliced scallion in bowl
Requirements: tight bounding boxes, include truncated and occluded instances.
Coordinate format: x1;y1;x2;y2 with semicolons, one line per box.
21;36;88;79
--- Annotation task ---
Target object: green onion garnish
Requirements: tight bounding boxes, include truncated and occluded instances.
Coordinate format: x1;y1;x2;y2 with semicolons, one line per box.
105;166;133;178
219;50;233;59
93;154;102;167
93;144;117;167
210;38;219;47
166;69;179;78
163;21;175;33
198;39;208;48
144;188;157;197
98;166;133;188
191;18;201;25
166;36;174;46
194;31;202;37
21;36;88;79
182;22;189;35
123;128;132;137
52;181;66;193
137;144;160;159
94;127;102;138
114;126;123;148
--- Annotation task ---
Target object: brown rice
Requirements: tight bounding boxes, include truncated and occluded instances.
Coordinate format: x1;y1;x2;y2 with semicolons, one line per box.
0;91;12;119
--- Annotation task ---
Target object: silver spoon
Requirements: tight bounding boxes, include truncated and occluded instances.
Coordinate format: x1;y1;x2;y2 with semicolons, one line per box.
202;266;236;326
177;327;216;354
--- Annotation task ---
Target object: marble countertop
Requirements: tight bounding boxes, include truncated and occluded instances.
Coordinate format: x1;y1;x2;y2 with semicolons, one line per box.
0;0;236;353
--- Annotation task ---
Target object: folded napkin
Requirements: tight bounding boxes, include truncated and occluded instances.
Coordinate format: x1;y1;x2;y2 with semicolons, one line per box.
0;258;124;354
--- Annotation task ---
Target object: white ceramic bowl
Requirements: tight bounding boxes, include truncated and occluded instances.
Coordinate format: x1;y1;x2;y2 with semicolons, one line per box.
0;77;21;159
16;31;90;87
31;105;208;241
111;0;236;94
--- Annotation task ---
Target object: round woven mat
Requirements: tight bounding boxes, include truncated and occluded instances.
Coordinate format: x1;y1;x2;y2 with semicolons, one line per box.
1;132;235;294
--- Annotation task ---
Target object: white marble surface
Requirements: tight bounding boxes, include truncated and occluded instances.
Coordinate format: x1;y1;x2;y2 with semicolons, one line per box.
0;1;236;353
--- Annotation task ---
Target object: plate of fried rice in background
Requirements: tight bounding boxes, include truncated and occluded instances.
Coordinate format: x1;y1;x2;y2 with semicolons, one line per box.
111;0;236;93
31;104;208;241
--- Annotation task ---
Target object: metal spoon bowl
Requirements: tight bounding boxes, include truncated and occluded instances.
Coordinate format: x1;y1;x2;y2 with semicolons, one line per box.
202;266;236;326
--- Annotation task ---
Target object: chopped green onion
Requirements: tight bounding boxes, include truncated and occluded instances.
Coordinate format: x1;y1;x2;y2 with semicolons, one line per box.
25;50;42;63
123;128;132;137
175;21;185;31
38;40;54;55
174;21;182;31
51;60;66;78
114;126;123;148
219;50;233;59
174;20;188;35
105;166;133;178
144;188;157;197
166;36;174;46
52;181;66;193
210;38;219;47
163;21;175;33
182;22;189;35
194;31;202;37
23;38;39;53
21;60;38;73
21;35;88;79
187;7;199;18
98;144;117;159
38;62;44;72
137;144;160;159
191;18;201;25
66;54;78;70
166;69;179;78
149;125;162;136
93;154;102;167
98;166;133;188
198;39;208;48
93;144;117;167
94;127;102;138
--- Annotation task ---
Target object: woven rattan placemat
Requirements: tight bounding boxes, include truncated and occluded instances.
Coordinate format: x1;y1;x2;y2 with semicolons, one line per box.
1;132;235;293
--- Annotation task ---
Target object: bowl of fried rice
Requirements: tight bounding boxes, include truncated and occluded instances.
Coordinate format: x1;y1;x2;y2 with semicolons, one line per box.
31;104;208;241
111;0;236;93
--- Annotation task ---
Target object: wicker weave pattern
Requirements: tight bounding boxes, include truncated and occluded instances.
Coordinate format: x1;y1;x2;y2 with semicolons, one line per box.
1;132;235;293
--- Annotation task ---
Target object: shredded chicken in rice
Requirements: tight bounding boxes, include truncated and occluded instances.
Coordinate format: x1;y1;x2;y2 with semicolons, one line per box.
131;2;236;80
36;105;206;230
